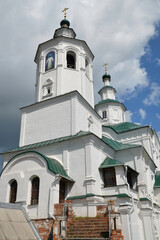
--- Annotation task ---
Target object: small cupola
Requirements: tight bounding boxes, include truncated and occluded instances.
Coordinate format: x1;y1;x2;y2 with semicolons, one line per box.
95;63;126;125
53;8;76;39
98;64;116;101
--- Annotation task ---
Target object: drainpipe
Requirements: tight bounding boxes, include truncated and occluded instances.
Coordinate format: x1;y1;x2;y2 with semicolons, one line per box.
148;193;156;239
124;165;134;240
48;174;61;219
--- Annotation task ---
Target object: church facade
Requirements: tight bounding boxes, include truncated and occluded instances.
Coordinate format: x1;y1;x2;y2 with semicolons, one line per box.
0;15;160;240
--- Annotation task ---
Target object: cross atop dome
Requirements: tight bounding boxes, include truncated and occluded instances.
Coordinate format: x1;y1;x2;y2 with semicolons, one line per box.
62;7;69;19
103;63;108;73
60;7;70;28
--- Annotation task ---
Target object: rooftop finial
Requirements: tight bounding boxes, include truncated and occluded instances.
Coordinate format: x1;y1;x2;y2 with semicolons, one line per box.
62;7;69;19
103;63;108;73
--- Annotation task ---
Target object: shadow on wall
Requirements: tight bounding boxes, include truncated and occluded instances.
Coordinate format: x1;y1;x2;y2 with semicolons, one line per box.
48;226;53;240
0;155;3;173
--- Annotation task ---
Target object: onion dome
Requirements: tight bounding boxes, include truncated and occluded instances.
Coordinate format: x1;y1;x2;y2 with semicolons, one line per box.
54;19;76;39
60;19;70;28
102;73;111;81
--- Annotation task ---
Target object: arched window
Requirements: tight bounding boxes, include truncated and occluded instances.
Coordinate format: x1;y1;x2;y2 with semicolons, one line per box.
45;51;55;72
31;177;40;205
9;180;17;203
67;51;76;69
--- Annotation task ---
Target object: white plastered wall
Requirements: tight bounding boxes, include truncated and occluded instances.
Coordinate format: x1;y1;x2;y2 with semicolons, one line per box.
36;37;94;107
0;152;59;219
19;92;102;146
96;103;125;125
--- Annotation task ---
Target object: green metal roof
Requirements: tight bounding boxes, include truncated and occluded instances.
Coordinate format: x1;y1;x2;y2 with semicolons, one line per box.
103;122;147;134
0;151;74;182
98;99;121;105
102;136;140;151
1;131;89;154
117;193;130;198
95;99;126;110
99;157;123;169
154;171;160;188
139;198;150;201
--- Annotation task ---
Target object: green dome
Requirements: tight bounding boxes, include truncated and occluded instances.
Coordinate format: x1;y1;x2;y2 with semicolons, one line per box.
102;73;111;81
60;19;70;27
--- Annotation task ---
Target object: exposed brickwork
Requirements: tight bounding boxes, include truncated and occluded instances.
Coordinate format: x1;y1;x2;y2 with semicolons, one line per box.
54;203;64;216
67;216;109;238
33;218;54;240
66;201;124;239
110;229;124;240
33;201;124;240
97;205;108;217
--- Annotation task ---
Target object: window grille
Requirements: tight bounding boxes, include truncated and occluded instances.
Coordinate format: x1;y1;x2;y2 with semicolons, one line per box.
103;167;116;187
102;111;107;119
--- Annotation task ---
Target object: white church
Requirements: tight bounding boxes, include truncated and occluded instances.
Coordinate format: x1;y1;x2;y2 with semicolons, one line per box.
0;11;160;240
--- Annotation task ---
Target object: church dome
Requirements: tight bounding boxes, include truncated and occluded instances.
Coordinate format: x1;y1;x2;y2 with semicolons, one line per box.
60;19;70;28
53;18;76;39
102;73;111;81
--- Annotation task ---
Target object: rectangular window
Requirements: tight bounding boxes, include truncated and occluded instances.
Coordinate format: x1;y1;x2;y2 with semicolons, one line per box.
127;167;138;190
102;111;107;119
103;167;116;187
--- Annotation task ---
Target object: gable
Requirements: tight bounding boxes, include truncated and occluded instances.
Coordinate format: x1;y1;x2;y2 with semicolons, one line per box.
1;151;74;182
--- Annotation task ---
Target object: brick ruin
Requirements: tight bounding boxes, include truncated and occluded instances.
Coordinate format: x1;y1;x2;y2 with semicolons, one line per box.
33;200;124;240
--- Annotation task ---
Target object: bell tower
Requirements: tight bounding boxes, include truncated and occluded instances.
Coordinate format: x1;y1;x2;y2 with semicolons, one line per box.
34;9;94;107
19;11;101;147
95;64;126;125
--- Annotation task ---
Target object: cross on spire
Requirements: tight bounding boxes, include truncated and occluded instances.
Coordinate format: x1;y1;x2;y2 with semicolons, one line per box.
103;63;108;73
62;8;69;19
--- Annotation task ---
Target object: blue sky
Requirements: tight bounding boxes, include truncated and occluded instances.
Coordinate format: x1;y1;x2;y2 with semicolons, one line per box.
0;0;160;158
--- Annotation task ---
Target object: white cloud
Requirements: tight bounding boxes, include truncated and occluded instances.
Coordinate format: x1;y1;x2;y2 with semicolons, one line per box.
156;58;160;66
143;83;160;106
139;108;146;120
68;0;160;99
125;110;133;122
156;113;160;120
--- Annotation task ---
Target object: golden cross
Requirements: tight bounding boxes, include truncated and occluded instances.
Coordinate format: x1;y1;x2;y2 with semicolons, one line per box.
103;63;108;73
62;8;69;19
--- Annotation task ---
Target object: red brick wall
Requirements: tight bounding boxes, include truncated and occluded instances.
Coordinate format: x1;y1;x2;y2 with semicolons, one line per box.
33;218;54;240
111;229;124;240
33;201;124;240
